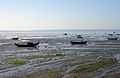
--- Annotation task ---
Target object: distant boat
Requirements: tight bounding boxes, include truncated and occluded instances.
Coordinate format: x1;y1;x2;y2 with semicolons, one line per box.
116;34;120;35
71;41;87;45
63;33;67;35
12;37;19;40
76;35;83;39
108;34;113;36
107;31;118;40
15;42;39;47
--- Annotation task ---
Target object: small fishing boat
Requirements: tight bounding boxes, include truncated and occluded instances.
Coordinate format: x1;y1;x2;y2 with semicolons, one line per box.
116;34;120;35
107;31;118;40
63;33;67;35
107;37;118;40
12;37;19;40
108;34;113;36
76;35;83;39
71;41;87;45
15;42;39;47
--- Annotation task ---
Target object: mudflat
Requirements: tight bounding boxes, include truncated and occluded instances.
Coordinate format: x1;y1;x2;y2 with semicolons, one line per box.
0;34;120;78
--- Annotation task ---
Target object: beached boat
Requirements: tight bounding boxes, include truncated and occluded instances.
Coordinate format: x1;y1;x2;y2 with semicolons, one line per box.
12;37;19;40
116;34;120;35
107;31;118;40
107;32;118;40
71;41;87;45
107;37;118;40
108;34;113;36
15;42;39;47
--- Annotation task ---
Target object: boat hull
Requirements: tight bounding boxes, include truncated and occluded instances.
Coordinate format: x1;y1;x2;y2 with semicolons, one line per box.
71;41;87;45
15;42;39;47
12;37;19;40
107;37;118;40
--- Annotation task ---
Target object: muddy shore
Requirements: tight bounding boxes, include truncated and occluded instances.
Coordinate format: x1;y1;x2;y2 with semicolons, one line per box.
0;34;120;78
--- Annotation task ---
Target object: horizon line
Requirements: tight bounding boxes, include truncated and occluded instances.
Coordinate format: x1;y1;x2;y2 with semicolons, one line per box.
0;29;119;31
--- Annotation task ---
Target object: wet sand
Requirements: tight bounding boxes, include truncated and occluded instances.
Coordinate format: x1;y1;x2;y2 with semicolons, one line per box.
0;34;120;78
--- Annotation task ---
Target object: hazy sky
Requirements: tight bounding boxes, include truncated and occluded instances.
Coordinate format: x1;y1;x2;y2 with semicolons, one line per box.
0;0;120;30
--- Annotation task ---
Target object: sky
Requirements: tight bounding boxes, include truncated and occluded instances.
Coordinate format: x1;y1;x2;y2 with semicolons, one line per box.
0;0;120;30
